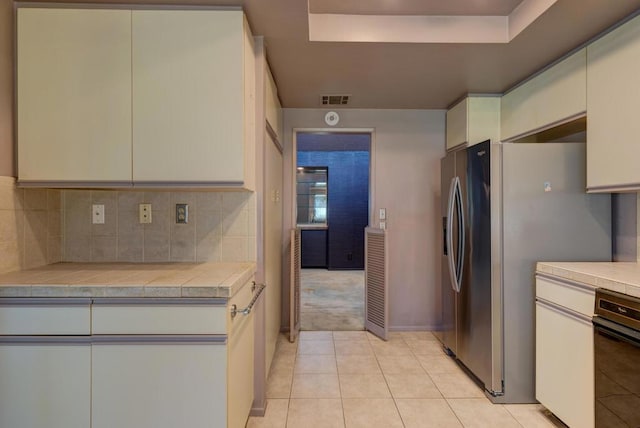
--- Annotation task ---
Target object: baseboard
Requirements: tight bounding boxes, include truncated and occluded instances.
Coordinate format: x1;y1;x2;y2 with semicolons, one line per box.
389;324;442;332
250;399;267;417
282;325;444;332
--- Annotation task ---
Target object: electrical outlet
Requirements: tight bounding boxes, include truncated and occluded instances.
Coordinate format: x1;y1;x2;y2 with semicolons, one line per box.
139;203;152;224
176;204;188;224
92;204;105;224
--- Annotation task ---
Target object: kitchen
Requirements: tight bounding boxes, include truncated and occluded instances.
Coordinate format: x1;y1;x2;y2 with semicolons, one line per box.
0;0;640;427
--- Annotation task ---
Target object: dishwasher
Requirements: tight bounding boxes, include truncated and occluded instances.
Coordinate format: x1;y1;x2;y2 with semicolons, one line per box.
593;289;640;428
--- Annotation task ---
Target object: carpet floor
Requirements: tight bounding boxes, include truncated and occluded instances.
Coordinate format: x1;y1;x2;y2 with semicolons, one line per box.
300;269;365;331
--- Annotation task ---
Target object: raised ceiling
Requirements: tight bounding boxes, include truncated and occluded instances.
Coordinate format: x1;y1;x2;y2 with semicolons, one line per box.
26;0;640;109
307;0;558;44
308;0;527;16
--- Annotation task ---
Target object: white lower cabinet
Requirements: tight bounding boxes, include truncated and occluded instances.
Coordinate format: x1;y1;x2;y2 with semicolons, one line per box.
535;275;594;428
90;280;256;428
92;340;227;428
0;339;91;428
0;280;256;428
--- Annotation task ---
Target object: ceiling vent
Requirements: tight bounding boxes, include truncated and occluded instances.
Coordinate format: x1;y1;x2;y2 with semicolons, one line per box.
321;94;350;106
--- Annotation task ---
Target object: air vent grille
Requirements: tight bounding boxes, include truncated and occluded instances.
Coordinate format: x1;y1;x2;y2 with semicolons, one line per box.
321;94;350;105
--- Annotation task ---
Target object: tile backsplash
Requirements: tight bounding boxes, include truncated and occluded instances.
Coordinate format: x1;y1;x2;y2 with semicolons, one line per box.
0;177;62;274
63;189;256;263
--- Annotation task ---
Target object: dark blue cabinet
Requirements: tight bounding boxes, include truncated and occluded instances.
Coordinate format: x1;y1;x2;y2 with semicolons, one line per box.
301;229;328;268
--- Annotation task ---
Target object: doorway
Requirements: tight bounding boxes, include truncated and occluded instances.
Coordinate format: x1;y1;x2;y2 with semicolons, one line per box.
294;132;371;331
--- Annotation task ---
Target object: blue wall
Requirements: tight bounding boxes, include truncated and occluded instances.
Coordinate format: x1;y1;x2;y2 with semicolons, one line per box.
298;149;369;270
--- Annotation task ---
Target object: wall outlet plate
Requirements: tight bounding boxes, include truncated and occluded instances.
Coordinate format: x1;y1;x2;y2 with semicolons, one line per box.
92;204;105;224
139;203;152;224
176;204;189;224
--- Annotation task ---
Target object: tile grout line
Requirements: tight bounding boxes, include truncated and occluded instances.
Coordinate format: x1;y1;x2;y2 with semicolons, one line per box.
332;332;348;428
415;334;468;427
375;332;408;428
284;334;297;428
502;403;527;428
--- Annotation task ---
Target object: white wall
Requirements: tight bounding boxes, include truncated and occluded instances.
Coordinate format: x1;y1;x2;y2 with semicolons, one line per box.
282;108;446;330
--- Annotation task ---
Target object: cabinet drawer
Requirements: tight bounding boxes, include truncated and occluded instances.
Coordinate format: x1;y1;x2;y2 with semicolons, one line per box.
0;299;91;335
536;275;595;317
92;299;227;335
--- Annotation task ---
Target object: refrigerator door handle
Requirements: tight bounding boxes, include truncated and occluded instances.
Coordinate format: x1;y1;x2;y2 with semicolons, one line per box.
446;176;462;293
453;177;464;292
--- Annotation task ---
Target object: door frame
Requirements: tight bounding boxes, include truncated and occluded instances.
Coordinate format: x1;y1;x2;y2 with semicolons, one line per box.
290;128;376;332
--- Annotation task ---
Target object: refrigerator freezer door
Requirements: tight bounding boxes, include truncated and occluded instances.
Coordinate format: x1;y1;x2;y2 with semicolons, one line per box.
439;153;457;353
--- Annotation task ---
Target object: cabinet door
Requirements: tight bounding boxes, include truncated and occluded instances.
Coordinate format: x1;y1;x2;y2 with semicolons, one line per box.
132;10;246;184
92;341;227;428
501;49;586;141
227;280;255;428
587;15;640;191
446;98;467;150
265;66;283;142
500;79;535;142
17;8;132;182
467;97;500;147
534;49;586;132
446;97;500;150
536;301;594;428
0;340;91;428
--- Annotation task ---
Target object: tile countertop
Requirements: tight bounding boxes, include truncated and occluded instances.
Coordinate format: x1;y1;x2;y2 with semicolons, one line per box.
0;262;256;299
536;262;640;299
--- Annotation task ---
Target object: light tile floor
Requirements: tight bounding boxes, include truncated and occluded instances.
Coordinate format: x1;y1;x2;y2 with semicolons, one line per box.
247;331;565;428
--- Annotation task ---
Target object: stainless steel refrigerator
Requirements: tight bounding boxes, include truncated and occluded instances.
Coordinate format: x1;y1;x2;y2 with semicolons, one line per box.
439;140;611;403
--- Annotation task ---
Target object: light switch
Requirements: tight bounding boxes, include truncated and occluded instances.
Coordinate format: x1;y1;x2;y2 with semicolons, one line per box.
176;204;189;224
379;208;386;220
92;204;105;224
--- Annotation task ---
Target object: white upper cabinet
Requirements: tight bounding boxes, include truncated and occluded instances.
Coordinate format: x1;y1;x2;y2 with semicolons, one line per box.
17;8;255;189
501;48;586;141
586;15;640;192
446;96;500;150
17;8;132;183
132;10;255;188
265;65;283;142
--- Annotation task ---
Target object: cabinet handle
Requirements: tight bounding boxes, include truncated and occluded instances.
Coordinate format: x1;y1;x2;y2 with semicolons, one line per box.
230;282;266;319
